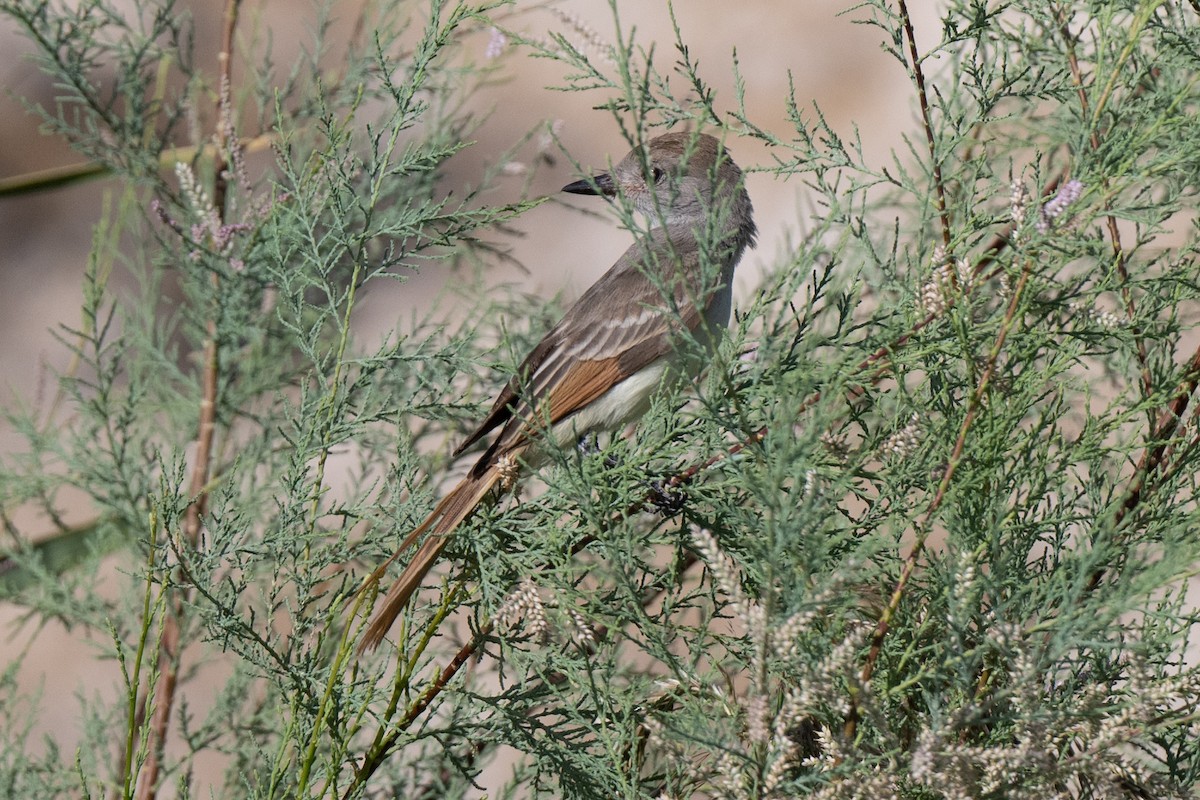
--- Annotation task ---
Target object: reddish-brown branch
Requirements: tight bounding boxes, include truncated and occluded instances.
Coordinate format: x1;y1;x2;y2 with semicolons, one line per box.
133;3;240;798
345;616;495;799
1051;5;1189;593
843;258;1032;742
897;0;953;256
1084;344;1200;593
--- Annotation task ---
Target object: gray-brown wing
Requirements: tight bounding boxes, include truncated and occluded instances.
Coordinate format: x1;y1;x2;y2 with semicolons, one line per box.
461;231;706;472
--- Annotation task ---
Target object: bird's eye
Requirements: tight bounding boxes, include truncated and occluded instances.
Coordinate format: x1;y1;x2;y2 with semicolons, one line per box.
651;167;665;183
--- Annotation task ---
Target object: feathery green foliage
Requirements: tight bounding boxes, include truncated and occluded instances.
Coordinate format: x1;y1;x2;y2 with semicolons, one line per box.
2;0;1200;798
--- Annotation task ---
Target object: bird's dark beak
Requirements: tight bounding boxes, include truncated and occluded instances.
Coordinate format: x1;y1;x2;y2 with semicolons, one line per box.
562;172;615;196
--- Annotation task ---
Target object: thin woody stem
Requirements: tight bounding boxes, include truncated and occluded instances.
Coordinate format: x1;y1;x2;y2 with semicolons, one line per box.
344;617;496;799
897;0;953;257
844;259;1033;742
346;529;603;795
1085;343;1200;592
134;2;240;798
1051;3;1191;594
345;539;695;796
1055;6;1152;401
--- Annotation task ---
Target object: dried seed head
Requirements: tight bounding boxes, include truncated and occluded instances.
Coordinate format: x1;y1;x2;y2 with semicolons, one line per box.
495;578;547;640
880;413;922;460
496;453;520;490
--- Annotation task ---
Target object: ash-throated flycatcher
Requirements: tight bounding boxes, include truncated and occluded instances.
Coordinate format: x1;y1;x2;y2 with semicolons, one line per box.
359;131;756;651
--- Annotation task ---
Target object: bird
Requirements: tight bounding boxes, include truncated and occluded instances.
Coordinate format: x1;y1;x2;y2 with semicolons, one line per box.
358;131;756;652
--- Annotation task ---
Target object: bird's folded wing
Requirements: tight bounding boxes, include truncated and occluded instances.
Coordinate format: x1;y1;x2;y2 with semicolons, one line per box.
457;235;705;462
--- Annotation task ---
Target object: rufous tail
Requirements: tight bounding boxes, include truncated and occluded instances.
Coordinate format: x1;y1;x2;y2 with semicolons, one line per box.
357;463;504;653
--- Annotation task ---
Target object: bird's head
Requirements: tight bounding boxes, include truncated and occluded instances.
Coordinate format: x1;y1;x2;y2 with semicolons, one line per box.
562;132;753;235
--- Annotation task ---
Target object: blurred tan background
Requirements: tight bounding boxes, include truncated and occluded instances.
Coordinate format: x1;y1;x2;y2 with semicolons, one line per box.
0;0;937;791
